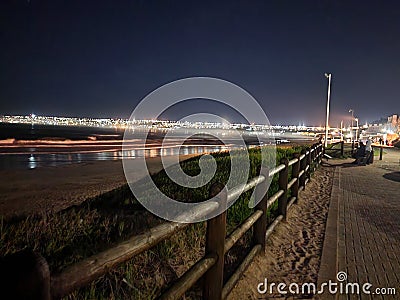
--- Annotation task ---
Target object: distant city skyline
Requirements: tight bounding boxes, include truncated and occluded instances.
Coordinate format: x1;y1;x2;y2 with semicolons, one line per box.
1;112;397;128
1;1;399;125
0;105;397;127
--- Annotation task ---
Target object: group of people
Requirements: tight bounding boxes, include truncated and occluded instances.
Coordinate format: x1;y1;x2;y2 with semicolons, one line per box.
353;138;373;165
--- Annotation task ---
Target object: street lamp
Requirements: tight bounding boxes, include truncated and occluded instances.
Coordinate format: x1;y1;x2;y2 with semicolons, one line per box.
340;120;343;141
324;73;332;148
349;109;354;142
355;117;359;141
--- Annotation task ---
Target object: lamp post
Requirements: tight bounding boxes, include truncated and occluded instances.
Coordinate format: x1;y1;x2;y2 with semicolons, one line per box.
355;117;359;141
340;120;343;141
349;109;354;142
324;73;332;148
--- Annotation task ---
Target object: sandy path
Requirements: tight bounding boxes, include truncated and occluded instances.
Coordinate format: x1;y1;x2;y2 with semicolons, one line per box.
228;165;335;299
0;154;197;219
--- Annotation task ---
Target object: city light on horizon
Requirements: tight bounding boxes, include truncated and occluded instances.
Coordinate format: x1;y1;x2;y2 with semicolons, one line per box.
1;113;398;142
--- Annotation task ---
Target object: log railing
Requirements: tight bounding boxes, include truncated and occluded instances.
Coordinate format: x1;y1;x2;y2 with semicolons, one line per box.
324;140;389;161
7;143;323;300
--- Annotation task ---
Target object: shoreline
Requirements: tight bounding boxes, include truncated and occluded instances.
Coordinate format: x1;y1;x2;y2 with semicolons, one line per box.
0;154;198;219
0;135;318;154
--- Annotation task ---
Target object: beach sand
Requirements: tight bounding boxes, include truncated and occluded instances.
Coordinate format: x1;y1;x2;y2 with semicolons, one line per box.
0;154;198;219
228;165;334;299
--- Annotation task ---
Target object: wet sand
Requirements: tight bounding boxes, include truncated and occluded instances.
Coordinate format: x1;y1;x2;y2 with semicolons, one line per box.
0;154;197;219
228;165;334;299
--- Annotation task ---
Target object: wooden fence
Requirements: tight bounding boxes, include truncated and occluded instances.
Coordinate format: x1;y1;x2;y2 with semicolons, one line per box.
324;140;387;161
323;140;345;157
5;143;323;300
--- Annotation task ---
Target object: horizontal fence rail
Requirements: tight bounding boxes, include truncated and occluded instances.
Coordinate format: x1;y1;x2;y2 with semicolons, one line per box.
3;143;323;300
323;140;388;161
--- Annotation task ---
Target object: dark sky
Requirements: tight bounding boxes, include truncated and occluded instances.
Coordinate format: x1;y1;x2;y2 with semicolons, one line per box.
1;0;399;126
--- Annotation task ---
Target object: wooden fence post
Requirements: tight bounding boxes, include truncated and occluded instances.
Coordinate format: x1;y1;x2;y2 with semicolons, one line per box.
299;149;306;189
253;167;269;254
306;147;312;182
311;145;316;172
0;250;50;300
315;144;320;166
319;143;323;164
278;158;289;220
203;183;227;300
291;154;300;203
314;144;318;167
340;141;344;157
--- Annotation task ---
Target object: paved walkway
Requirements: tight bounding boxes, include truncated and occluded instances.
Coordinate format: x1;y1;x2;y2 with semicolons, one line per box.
319;148;400;299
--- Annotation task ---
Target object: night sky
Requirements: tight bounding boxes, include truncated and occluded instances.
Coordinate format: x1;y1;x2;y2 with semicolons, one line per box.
1;0;399;126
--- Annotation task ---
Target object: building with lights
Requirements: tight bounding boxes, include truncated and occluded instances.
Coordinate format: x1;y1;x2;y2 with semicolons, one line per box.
387;114;399;133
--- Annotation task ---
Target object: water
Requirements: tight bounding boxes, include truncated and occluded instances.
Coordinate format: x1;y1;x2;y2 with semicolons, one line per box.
0;122;124;140
0;146;230;170
0;123;231;169
0;123;314;170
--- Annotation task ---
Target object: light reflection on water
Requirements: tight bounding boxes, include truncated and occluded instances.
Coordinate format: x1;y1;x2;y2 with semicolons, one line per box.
0;145;230;170
28;154;36;169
